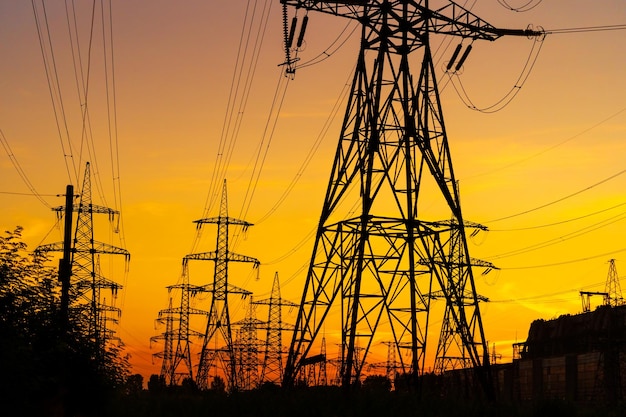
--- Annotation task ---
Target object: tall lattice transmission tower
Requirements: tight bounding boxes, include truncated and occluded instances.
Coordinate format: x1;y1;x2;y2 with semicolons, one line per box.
188;179;260;391
36;162;129;361
280;0;542;395
253;272;298;386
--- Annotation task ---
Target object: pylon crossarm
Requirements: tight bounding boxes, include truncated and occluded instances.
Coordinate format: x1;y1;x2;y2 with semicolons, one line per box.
34;241;64;253
281;1;541;42
184;251;260;267
193;216;253;228
39;240;130;259
91;241;130;259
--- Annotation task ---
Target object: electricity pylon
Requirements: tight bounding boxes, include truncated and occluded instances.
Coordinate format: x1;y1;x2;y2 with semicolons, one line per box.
253;272;298;385
151;263;208;385
432;217;495;375
606;259;624;307
151;298;177;382
233;299;264;390
36;162;129;361
190;179;260;391
280;0;542;396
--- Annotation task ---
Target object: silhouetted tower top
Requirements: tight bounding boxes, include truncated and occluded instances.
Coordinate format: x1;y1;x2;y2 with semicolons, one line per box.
189;179;260;391
606;259;624;307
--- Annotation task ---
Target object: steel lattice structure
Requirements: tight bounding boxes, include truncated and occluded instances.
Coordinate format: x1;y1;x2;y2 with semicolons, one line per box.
151;263;207;385
606;259;624;307
233;300;264;390
36;162;129;360
190;179;260;391
281;0;541;395
253;272;298;385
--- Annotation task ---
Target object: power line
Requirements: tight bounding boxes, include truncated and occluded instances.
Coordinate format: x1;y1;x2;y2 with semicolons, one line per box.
544;24;626;35
0;128;52;208
193;0;274;254
463;106;626;181
500;247;626;270
486;169;626;223
490;201;626;231
31;0;78;185
487;210;626;261
446;32;545;113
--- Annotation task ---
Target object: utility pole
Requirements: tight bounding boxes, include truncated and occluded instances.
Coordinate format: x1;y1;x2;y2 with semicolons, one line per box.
58;184;74;337
280;0;542;397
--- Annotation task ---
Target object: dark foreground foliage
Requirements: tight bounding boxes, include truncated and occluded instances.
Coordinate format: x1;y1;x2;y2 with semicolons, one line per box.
0;227;129;417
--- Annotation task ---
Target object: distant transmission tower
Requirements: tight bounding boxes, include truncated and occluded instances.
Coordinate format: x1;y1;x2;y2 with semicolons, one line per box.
433;217;494;375
280;0;541;396
606;259;624;307
233;299;264;390
151;298;177;383
253;272;297;386
190;179;260;391
36;162;129;361
151;263;207;385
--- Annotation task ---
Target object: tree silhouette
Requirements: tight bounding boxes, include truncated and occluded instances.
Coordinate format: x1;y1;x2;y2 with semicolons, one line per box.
0;226;130;415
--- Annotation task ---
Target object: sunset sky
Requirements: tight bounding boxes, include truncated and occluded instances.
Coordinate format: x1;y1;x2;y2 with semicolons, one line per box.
1;1;625;380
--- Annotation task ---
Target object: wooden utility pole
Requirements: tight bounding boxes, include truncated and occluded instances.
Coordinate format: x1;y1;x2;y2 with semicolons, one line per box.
59;184;73;336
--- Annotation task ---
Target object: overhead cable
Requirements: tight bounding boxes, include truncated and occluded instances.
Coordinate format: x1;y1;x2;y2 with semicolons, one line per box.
486;169;626;223
0;129;52;209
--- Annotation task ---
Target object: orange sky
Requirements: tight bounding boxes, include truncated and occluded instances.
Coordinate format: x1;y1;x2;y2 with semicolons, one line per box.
1;1;625;380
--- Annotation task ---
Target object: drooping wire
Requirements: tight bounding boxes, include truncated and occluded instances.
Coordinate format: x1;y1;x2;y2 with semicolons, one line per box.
497;0;543;13
486;210;626;261
445;29;545;113
490;201;626;231
293;20;359;71
100;0;128;307
70;0;110;209
237;70;291;224
197;0;259;228
463;106;626;181
486;169;626;224
193;0;274;255
254;66;353;225
544;24;626;35
501;247;626;270
0;128;52;209
31;0;79;185
101;0;126;244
